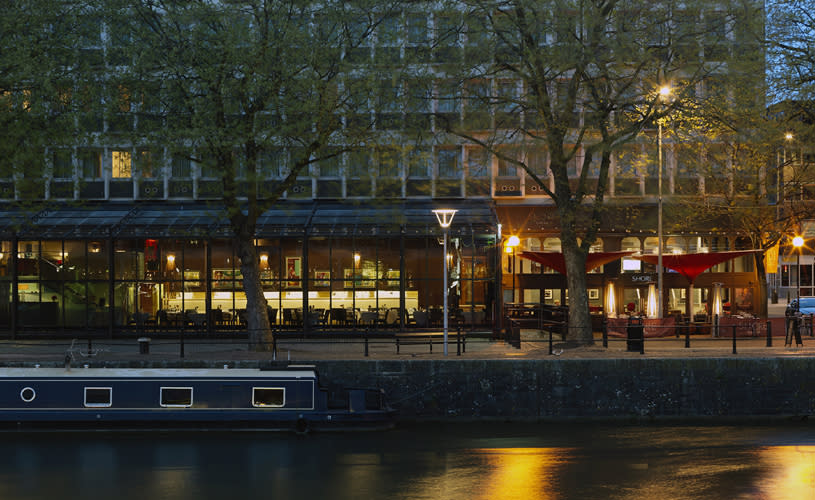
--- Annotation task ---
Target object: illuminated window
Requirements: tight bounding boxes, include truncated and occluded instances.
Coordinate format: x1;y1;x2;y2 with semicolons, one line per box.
252;387;285;407
112;150;132;178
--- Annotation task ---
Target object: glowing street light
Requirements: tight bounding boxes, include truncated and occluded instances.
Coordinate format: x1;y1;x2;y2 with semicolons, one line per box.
504;235;520;303
433;209;457;356
793;235;804;302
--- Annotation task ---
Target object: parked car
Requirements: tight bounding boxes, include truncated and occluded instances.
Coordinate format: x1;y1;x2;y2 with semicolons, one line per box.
787;297;815;316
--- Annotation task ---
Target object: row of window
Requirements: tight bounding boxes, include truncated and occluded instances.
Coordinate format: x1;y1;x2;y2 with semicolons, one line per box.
77;8;740;62
36;141;795;182
18;386;285;409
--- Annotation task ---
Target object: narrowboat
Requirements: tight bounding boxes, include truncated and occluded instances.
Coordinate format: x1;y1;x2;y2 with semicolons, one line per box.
0;365;394;432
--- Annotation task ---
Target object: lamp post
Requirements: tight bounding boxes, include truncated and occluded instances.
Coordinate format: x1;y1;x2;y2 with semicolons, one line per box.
793;235;804;303
504;235;520;303
433;209;457;356
657;84;671;319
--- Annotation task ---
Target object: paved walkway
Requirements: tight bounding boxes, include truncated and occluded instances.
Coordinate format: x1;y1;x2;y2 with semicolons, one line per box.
0;300;806;365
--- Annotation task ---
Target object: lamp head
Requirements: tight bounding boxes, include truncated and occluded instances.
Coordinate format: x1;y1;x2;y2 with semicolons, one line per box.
432;209;457;228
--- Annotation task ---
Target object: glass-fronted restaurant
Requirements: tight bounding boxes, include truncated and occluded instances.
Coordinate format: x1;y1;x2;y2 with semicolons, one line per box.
0;200;499;337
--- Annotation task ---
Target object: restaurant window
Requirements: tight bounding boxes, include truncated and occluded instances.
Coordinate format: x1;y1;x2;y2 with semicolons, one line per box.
588;239;604;273
621;237;642;272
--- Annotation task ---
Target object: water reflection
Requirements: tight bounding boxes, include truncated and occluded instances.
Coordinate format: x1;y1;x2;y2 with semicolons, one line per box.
1;425;815;499
754;446;815;499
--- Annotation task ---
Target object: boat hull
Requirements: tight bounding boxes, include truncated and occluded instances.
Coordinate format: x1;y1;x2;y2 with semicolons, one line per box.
0;367;394;432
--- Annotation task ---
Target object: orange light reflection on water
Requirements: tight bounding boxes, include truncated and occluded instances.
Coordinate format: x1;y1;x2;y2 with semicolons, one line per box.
468;447;572;500
754;445;815;500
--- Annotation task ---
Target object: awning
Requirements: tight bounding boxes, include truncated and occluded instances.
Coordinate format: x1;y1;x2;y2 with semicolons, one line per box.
518;251;636;275
1;199;499;239
632;250;764;284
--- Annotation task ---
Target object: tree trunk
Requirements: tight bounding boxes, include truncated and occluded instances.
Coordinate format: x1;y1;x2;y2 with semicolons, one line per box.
236;235;274;351
560;230;593;345
755;253;768;318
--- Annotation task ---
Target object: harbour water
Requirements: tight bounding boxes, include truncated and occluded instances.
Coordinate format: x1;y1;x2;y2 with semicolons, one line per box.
2;423;815;499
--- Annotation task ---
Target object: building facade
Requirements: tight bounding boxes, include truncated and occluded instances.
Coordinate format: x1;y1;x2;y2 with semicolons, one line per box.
0;1;770;336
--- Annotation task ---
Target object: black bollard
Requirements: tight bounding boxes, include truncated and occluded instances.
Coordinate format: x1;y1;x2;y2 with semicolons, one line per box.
364;328;369;357
685;322;690;348
602;318;608;348
732;324;737;354
456;326;461;356
766;320;772;347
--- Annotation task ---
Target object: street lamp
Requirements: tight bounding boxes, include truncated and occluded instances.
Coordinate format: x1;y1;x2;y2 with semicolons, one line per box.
504;235;520;303
793;235;804;302
656;84;672;319
433;209;457;356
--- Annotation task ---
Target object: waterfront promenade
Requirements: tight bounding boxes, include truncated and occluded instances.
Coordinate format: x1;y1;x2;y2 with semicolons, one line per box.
0;301;811;366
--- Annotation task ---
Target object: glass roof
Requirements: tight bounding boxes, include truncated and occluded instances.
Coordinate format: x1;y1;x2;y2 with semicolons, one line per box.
1;200;497;239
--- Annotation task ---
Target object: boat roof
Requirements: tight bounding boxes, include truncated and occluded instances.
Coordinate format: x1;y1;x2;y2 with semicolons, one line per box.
0;367;317;379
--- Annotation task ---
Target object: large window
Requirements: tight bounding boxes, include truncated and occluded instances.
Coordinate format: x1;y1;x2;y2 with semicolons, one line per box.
79;150;102;179
112;150;132;178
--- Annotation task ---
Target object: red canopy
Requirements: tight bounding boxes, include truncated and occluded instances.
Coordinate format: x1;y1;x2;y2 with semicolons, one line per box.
518;251;635;275
632;250;763;284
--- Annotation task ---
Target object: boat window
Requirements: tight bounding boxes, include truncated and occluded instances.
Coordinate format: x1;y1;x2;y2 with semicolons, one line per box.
20;387;36;403
160;387;193;407
84;387;112;407
252;387;285;407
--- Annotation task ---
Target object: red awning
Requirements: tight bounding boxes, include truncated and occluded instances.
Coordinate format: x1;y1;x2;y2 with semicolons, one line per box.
518;251;636;275
632;250;763;284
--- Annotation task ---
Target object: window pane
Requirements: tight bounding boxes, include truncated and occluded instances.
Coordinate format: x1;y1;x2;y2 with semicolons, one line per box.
253;387;285;407
112;151;132;178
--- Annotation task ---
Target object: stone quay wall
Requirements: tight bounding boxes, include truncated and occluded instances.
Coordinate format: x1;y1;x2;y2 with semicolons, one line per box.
309;358;815;421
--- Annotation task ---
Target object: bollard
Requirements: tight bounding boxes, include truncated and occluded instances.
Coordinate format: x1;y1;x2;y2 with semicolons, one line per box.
627;316;644;353
549;326;554;355
602;318;608;348
685;322;690;348
87;337;93;356
456;326;461;356
732;324;737;354
766;320;772;347
138;337;150;355
364;328;369;357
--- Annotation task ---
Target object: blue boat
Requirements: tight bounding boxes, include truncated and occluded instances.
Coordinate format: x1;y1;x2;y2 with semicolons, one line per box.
0;365;394;432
